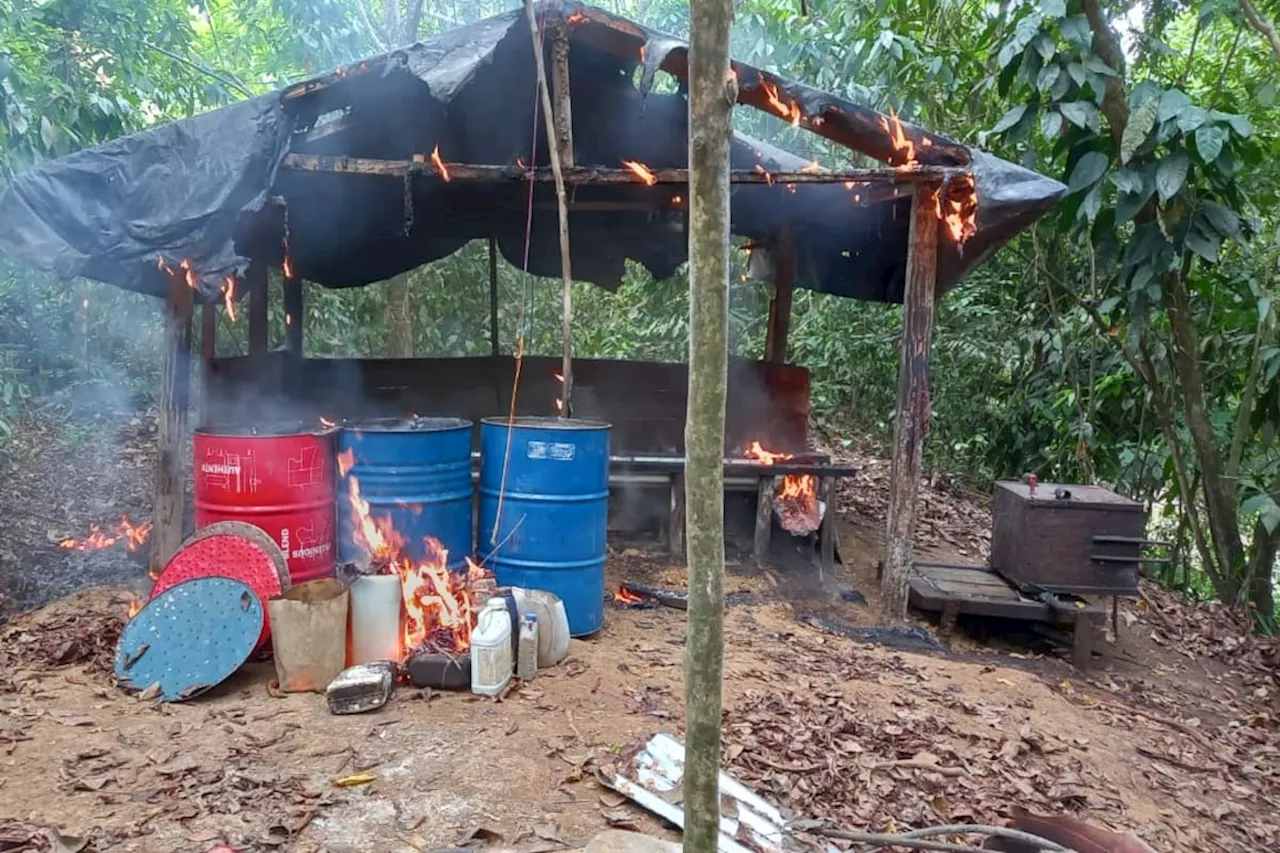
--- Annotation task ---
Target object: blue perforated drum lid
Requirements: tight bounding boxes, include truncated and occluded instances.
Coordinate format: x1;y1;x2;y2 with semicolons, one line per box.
115;577;264;702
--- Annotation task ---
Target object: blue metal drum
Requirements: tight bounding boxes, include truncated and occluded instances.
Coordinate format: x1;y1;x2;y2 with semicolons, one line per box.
338;417;473;570
478;417;610;636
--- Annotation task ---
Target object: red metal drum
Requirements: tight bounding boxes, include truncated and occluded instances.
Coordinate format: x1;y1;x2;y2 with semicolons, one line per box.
193;424;337;585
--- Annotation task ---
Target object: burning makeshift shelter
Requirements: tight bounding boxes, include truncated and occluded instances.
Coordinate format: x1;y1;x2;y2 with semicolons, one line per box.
0;1;1064;603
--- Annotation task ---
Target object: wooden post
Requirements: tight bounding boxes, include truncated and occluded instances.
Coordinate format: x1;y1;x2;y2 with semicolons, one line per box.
525;0;575;416
150;274;194;577
489;237;500;356
880;183;940;620
248;262;269;357
200;301;216;426
550;24;575;169
753;476;774;567
763;231;795;364
284;273;303;358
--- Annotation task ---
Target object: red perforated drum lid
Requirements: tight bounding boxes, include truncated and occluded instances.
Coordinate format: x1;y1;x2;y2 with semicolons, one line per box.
151;533;288;649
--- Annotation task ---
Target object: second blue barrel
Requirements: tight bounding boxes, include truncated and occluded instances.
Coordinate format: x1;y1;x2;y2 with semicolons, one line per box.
338;417;473;570
478;417;610;636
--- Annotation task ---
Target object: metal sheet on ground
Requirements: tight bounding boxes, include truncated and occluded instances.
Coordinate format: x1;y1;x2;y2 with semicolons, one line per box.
114;577;264;702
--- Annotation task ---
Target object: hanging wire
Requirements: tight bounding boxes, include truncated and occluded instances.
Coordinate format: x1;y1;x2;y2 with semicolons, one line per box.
489;0;549;548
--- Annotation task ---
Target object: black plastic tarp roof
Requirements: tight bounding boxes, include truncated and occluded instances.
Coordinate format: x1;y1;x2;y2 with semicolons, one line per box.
0;0;1065;304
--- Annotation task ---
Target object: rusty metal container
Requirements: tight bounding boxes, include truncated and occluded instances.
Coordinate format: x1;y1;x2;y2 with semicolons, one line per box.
194;423;337;585
990;481;1146;597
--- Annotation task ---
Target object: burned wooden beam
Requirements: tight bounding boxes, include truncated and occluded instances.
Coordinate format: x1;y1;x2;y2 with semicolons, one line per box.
279;153;966;186
151;270;193;576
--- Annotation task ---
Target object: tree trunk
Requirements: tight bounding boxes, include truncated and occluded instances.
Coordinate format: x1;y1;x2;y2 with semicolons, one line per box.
683;1;734;852
385;273;414;358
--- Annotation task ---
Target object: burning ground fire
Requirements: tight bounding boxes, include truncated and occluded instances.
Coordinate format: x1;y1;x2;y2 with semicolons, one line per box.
622;160;657;186
744;441;821;536
344;461;493;659
58;515;153;553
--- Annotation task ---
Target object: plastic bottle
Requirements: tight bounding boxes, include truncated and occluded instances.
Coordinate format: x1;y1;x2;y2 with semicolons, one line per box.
512;588;570;668
470;597;513;696
517;614;539;681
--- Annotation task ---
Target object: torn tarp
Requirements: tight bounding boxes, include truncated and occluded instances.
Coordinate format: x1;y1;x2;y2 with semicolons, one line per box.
0;0;1065;304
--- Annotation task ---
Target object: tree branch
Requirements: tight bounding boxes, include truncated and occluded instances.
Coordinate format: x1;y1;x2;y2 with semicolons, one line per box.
142;40;253;98
1228;306;1271;481
1082;0;1129;147
1240;0;1280;64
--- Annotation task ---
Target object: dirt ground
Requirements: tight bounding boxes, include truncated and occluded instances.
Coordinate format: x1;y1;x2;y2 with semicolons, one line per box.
2;407;1279;852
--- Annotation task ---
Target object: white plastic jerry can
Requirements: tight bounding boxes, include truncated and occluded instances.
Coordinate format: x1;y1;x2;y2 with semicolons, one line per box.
512;587;571;668
471;597;514;696
517;614;539;681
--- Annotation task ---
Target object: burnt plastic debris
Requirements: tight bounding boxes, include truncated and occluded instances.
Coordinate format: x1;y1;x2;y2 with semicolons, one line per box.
0;3;1064;307
326;660;396;714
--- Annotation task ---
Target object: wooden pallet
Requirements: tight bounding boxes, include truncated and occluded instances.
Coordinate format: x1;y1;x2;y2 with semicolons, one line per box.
909;561;1105;667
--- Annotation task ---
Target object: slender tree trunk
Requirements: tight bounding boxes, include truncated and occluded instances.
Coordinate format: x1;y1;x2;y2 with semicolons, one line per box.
385;273;414;357
683;1;734;852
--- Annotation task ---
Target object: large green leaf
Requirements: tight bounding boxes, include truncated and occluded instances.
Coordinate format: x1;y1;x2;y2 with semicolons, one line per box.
990;103;1028;134
1156;88;1190;123
1067;150;1109;194
1177;106;1208;133
1183;221;1221;262
1194;124;1226;162
1036;63;1061;93
1040;109;1064;139
1059;16;1091;48
1084;54;1118;77
1200;201;1242;240
1059;100;1100;132
1155;152;1189;202
1040;0;1066;17
1121;99;1158;164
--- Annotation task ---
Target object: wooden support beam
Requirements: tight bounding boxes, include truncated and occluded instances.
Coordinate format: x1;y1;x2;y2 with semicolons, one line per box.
284;273;303;358
880;183;940;620
200;301;216;426
150;274;194;578
248;263;269;357
488;237;500;356
279;153;967;186
754;476;774;568
764;231;795;364
550;24;575;168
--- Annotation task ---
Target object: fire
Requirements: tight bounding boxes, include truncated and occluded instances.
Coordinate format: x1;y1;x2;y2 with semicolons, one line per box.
59;515;153;552
157;257;198;290
431;146;451;182
283;256;294;279
319;416;336;429
743;441;820;535
801;160;822;173
878;110;917;169
940;176;979;244
343;466;494;657
622;160;657;186
613;587;644;605
672;194;682;205
223;276;237;321
753;164;773;185
567;11;588;24
337;448;355;476
125;597;143;619
758;74;802;127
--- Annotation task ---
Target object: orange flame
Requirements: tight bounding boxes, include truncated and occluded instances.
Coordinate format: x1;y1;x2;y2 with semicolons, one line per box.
319;416;336;429
283;256;294;279
878;110;917;169
613;587;645;605
753;164;773;185
744;440;792;465
939;177;979;244
744;441;819;527
125;597;143;619
672;194;683;205
337;448;356;477
801;160;822;173
758;74;802;127
223;276;237;322
400;538;475;655
431;146;451;182
622;160;657;186
59;516;153;552
567;11;588;24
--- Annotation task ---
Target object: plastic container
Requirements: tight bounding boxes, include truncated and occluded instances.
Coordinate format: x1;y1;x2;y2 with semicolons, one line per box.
348;574;402;665
194;423;336;585
517;614;539;680
478;417;610;636
470;598;513;696
512;587;570;668
338;417;473;569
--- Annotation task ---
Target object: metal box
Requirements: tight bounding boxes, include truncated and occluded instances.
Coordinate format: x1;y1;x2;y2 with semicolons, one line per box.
990;482;1145;597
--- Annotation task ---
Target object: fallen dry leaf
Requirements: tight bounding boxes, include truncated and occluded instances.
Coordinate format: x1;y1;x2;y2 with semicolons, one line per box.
331;772;376;788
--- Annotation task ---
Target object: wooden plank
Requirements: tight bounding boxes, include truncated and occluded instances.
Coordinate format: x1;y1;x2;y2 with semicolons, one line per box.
279;153;967;185
763;231;794;364
881;183;940;619
248;263;269;357
150;272;194;577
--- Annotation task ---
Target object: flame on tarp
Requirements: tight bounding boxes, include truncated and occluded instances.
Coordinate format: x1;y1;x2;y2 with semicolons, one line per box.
344;465;494;658
337;448;356;477
59;515;153;552
743;442;821;536
223;276;237;321
622;160;657;186
877;111;979;244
